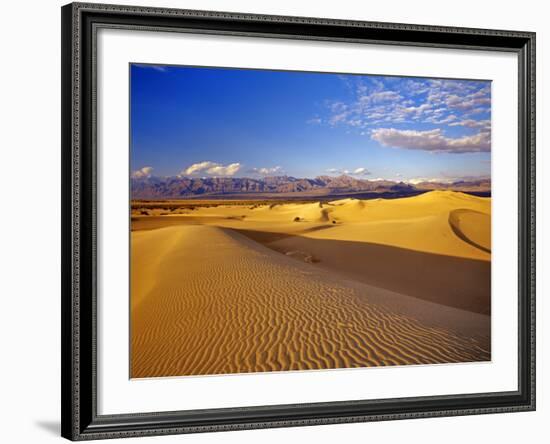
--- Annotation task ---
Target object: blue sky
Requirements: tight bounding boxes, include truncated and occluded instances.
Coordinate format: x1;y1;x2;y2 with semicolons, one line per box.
130;64;491;183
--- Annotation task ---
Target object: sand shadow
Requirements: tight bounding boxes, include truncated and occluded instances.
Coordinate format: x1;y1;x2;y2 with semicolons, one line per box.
232;228;491;315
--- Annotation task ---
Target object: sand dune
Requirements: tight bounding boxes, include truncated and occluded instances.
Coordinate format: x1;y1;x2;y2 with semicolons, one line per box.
131;225;490;378
133;191;491;261
131;191;491;377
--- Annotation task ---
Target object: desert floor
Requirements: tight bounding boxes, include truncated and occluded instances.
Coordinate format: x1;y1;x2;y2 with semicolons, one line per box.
130;190;491;378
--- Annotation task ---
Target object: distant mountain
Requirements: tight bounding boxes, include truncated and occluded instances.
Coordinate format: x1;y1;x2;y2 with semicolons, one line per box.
414;179;491;192
131;175;490;200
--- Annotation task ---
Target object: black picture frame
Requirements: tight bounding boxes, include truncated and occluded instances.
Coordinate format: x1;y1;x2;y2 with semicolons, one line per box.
61;2;536;440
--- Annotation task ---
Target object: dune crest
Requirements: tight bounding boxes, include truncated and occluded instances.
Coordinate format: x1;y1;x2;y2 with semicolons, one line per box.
449;209;491;253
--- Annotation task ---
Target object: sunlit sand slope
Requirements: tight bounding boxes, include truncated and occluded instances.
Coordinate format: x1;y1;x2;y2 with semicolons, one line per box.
131;225;490;378
133;190;491;261
449;209;491;253
249;191;491;260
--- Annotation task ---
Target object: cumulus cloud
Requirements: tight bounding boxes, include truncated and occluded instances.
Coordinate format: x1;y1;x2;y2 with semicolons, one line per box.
406;177;447;184
352;167;370;175
131;166;153;179
371;128;490;153
181;161;241;177
326;167;371;176
248;166;283;176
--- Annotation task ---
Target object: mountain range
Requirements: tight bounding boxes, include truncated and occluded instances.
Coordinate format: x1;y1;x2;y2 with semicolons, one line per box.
131;175;491;200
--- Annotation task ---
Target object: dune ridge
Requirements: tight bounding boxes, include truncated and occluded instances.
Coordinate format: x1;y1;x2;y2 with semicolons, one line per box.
449;209;491;254
131;224;490;378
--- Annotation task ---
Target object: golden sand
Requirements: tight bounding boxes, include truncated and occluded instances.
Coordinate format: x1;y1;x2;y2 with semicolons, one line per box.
130;191;491;378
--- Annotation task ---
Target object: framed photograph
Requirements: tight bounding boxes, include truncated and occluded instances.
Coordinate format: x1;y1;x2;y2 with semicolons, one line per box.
61;2;536;440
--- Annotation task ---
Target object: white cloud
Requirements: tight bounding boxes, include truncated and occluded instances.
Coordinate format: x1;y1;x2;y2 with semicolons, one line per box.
181;161;241;177
371;128;490;153
248;166;283;176
319;77;490;131
467;107;490;116
449;119;491;129
446;94;491;111
405;177;451;184
326;167;371;176
425;114;458;124
404;80;430;96
367;91;403;104
131;166;153;179
352;167;369;175
401;103;432;116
